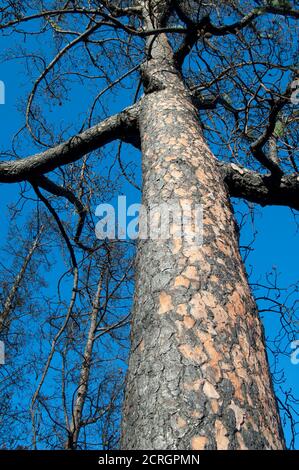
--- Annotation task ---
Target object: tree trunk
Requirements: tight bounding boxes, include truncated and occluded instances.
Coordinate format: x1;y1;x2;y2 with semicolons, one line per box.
66;274;102;449
120;11;285;447
0;227;44;334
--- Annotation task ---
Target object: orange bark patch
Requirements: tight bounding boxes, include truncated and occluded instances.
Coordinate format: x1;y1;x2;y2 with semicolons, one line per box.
226;291;246;317
180;198;193;208
226;371;244;402
183;379;202;391
177;417;187;429
212;305;228;326
177;304;188;316
201;363;222;384
254;375;269;403
204;338;222;366
197;332;222;370
175;320;184;337
191;436;208;450
216;238;232;257
261;428;279;450
183;265;198;280
211;399;219;414
172;169;183;179
183;247;211;268
174;276;190;288
178;137;189;147
193;291;228;327
201;291;217;308
215;420;229;450
246;416;259;433
165;155;177;162
179;344;206;364
190;293;207;319
231;346;249;379
203;381;220;399
158;292;173;314
174;187;187;197
191;410;203;418
239;332;250;357
183;316;195;329
195;168;210;184
183;247;202;262
236;431;248;450
229;402;245;431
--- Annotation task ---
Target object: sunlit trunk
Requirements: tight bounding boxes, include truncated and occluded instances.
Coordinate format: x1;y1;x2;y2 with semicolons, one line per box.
121;5;285;448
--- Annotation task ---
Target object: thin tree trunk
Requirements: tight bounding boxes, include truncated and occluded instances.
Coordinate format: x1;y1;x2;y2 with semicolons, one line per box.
121;5;285;449
66;274;102;449
0;227;43;334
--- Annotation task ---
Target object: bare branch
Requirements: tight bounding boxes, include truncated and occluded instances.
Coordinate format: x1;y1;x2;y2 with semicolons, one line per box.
0;104;140;183
219;162;299;211
36;175;87;244
249;83;293;177
199;6;299;37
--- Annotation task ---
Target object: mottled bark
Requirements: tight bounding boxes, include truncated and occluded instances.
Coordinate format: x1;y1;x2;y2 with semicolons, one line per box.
121;3;285;449
0;227;43;334
121;84;285;451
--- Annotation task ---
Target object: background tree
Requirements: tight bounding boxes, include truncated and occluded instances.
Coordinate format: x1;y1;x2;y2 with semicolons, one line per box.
0;0;298;450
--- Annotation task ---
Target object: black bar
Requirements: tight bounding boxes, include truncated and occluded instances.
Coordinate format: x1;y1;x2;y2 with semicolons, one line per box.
0;450;298;466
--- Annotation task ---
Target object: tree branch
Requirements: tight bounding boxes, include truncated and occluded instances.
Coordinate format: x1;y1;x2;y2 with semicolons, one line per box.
36;175;87;244
202;5;299;37
0;104;140;183
219;162;299;211
99;0;142;18
249;83;292;177
173;2;299;66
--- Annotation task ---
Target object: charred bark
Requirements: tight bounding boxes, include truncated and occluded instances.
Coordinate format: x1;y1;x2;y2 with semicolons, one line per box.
121;3;285;450
121;83;285;452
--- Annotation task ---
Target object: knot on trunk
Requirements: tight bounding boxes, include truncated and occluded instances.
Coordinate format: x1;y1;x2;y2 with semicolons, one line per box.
140;63;168;94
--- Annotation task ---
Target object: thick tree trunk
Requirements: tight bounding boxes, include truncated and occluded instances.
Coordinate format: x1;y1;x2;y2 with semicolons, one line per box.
121;1;285;450
121;84;285;450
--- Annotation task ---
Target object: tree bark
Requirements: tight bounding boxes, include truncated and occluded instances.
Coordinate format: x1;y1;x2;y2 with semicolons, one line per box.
121;6;285;449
